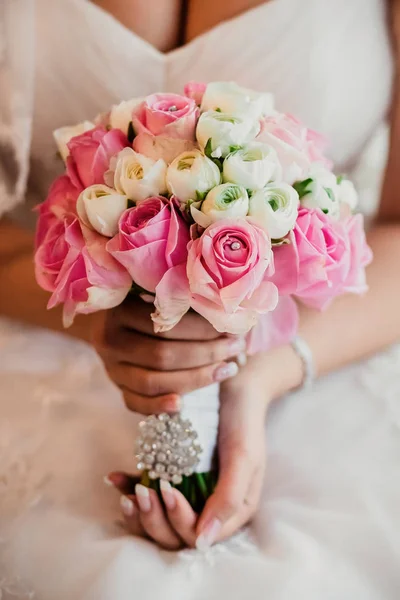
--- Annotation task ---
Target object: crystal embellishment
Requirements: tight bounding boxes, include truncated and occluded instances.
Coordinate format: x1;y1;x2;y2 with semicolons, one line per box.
135;413;202;484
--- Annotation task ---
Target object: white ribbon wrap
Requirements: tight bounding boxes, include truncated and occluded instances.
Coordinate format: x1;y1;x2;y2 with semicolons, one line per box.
181;383;220;472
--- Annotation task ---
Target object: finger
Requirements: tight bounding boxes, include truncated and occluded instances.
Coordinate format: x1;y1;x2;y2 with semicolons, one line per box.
119;495;146;537
195;446;252;547
105;471;140;495
135;484;182;550
110;360;239;398
119;386;181;415
99;328;246;370
113;299;223;341
159;480;198;547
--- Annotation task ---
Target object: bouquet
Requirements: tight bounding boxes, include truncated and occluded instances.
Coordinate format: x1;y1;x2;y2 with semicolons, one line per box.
34;81;372;511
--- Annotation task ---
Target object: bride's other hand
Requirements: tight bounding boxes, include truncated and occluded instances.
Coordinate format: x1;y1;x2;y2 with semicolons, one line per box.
92;296;245;415
196;347;302;547
106;472;199;549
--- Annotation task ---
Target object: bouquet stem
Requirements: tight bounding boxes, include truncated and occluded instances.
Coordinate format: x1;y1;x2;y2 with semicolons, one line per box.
141;470;218;513
137;383;220;511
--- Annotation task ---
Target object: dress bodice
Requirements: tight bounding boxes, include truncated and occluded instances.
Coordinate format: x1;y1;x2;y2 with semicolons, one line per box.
19;0;396;215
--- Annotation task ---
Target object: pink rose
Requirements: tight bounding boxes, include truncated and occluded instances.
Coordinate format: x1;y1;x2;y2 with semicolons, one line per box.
132;93;198;139
257;113;332;183
271;208;372;309
35;217;71;292
45;217;131;327
35;175;81;249
107;197;190;293
132;93;199;164
184;81;207;105
187;219;279;334
66;126;129;188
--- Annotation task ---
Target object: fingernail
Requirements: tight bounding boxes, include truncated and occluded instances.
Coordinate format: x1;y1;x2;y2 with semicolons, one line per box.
164;396;180;414
120;495;135;517
196;518;222;551
228;338;246;355
103;475;114;487
160;479;176;510
237;352;247;367
214;361;239;382
135;484;151;512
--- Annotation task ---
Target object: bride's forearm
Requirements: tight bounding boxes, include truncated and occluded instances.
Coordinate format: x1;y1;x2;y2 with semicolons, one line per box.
267;222;400;399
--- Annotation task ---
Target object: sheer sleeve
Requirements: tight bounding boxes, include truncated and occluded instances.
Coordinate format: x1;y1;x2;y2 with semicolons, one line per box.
0;0;35;218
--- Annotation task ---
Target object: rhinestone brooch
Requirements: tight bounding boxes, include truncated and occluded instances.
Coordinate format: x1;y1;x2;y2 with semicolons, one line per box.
135;413;203;485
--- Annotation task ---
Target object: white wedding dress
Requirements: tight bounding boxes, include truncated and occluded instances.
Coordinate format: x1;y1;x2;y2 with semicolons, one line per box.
1;0;400;598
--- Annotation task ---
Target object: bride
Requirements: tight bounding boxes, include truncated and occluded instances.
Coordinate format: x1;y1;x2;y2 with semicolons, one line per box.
1;0;399;597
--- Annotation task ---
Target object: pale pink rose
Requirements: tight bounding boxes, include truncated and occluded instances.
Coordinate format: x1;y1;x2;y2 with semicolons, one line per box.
184;81;207;105
187;219;279;334
246;296;299;355
107;197;190;293
35;175;81;248
131;93;199;164
270;208;372;309
257;113;332;183
46;218;131;327
132;93;199;140
66;126;129;188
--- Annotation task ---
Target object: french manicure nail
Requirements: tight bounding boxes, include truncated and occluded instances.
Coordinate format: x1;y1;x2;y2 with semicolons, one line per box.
237;352;247;367
165;397;180;413
229;338;246;355
103;475;114;487
160;479;177;510
120;495;135;517
214;361;239;382
135;484;152;512
196;518;222;551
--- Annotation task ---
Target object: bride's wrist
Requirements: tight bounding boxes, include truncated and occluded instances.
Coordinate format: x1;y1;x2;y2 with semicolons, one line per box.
258;344;305;403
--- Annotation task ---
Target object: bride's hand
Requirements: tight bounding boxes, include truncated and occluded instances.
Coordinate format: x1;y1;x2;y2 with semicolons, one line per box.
106;353;280;549
92;296;245;415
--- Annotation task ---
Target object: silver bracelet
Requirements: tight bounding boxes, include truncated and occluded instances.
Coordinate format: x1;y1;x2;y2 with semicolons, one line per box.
290;335;315;390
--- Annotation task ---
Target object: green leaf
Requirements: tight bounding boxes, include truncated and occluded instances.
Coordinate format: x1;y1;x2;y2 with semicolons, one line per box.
127;121;136;143
195;190;207;202
321;208;329;214
204;138;213;159
229;145;242;154
215;107;222;112
324;187;335;202
293;178;313;198
336;174;345;184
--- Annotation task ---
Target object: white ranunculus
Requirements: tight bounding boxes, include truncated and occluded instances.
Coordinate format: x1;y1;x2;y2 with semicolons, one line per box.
196;111;260;159
108;148;167;203
338;178;358;210
166;150;221;204
200;81;274;119
297;165;340;218
53;121;95;162
76;184;129;237
191;183;249;228
222;142;282;190
109;97;143;134
248;183;299;239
